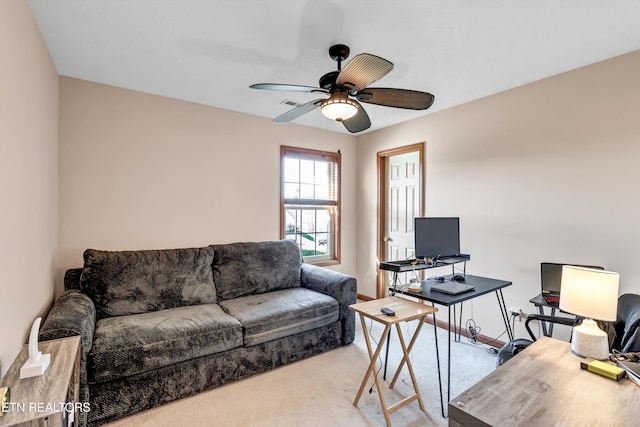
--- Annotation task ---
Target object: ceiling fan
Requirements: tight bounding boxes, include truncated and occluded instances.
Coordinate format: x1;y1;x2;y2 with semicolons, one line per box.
250;44;435;133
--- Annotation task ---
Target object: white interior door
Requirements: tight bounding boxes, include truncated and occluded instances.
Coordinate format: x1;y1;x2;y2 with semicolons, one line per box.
384;151;421;286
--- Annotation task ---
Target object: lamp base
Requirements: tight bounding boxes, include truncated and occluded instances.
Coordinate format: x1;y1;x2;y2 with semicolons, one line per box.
571;318;609;360
19;353;50;379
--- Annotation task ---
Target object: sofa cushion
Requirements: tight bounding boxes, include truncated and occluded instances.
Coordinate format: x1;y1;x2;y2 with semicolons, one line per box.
219;287;339;346
212;240;302;301
80;246;216;319
88;303;242;384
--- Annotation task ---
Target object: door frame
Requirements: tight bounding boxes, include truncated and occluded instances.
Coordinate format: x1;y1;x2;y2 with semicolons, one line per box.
376;142;425;298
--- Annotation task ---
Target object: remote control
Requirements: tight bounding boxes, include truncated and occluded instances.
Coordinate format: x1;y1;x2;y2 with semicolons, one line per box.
381;307;395;316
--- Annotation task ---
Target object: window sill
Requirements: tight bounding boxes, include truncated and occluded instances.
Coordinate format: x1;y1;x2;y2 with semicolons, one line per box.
307;259;340;267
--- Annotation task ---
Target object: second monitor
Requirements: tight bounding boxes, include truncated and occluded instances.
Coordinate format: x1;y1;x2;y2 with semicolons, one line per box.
414;217;460;261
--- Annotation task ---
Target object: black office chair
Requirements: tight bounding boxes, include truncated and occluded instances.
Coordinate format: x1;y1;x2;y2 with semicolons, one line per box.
607;293;640;353
497;313;575;366
524;313;575;342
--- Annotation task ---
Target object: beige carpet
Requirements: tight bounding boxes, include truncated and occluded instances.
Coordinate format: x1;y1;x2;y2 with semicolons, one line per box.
105;316;497;427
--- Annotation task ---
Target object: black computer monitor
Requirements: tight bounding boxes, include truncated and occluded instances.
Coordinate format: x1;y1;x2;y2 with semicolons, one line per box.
414;217;460;259
540;262;604;302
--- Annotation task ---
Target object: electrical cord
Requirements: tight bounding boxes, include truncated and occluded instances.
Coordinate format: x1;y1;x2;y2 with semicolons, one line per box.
478;328;509;348
610;349;640;362
368;317;419;392
466;319;481;344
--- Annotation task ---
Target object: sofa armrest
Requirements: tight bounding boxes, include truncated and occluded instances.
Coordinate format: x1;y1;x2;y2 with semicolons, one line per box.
39;289;95;426
301;263;357;344
39;289;96;354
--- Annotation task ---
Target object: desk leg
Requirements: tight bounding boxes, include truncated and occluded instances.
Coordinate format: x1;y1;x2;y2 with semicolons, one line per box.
534;305;557;337
536;304;548;336
431;310;445;418
447;305;452;414
455;302;464;342
495;290;514;341
452;304;458;342
383;273;401;380
548;307;557;336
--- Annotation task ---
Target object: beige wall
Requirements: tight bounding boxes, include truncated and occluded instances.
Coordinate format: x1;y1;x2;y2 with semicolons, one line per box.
0;1;59;376
4;0;638;371
356;50;640;340
58;78;358;293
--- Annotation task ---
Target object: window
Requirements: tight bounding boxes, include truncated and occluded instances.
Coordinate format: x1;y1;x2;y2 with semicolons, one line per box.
281;146;341;264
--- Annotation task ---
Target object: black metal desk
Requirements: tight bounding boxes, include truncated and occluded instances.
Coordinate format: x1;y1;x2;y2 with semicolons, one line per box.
383;268;513;417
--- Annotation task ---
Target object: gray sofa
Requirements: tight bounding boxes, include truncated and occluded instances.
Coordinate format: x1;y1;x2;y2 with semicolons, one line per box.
39;240;357;426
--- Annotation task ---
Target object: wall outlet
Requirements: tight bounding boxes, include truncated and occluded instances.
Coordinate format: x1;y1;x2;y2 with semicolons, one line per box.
508;307;525;322
518;309;527;322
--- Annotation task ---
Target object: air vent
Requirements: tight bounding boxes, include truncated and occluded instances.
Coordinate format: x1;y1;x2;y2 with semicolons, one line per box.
281;99;302;107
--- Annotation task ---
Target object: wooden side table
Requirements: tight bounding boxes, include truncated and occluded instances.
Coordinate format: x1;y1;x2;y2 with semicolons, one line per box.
0;336;81;427
350;297;438;427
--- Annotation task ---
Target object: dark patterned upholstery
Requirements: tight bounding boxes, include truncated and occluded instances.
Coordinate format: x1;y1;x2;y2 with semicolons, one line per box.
39;240;356;426
301;263;357;344
88;304;243;383
80;247;216;319
219;287;338;346
87;324;341;426
212;240;302;300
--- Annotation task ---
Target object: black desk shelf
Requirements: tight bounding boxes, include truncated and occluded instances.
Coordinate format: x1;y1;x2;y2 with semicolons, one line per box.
379;254;471;273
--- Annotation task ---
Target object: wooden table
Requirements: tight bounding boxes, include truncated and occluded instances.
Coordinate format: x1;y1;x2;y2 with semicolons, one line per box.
449;336;640;426
350;297;438;427
0;336;80;427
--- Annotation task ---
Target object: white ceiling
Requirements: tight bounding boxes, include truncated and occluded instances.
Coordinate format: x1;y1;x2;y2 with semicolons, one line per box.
28;0;640;135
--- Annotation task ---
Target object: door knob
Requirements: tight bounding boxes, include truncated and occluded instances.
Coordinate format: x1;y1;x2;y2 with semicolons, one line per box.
383;236;392;242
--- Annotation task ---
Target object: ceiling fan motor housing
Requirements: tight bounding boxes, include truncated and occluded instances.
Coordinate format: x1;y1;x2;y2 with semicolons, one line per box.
319;71;339;90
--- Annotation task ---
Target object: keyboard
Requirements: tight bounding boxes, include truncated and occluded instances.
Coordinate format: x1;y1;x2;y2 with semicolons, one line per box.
438;256;469;264
384;259;421;265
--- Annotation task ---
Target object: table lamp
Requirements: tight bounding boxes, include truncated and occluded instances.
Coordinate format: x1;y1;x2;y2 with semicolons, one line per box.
559;265;619;360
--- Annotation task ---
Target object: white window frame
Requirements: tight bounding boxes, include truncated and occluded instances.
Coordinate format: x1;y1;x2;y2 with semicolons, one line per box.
280;146;341;265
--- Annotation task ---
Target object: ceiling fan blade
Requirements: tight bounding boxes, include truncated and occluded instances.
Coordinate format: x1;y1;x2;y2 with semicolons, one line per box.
356;88;435;110
341;101;371;133
250;83;329;94
273;99;323;123
336;53;393;92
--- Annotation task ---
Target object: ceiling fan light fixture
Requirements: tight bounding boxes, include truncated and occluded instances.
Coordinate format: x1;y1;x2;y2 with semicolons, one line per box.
321;94;358;121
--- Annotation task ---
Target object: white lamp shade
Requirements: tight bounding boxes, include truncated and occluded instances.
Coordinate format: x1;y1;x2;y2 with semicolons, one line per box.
559;265;619;321
321;94;358;121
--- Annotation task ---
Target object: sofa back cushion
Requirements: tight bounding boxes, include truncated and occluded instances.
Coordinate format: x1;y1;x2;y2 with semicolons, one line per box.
212;240;302;300
80;246;216;319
